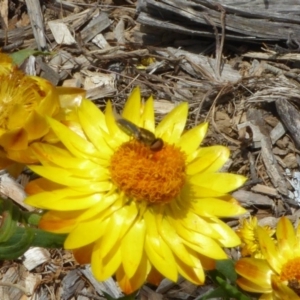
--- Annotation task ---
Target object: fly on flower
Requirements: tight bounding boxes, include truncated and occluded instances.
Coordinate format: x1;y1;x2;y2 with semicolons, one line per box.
116;118;164;151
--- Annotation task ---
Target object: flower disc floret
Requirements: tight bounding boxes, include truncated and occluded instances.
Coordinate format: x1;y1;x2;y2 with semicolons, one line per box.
110;140;186;203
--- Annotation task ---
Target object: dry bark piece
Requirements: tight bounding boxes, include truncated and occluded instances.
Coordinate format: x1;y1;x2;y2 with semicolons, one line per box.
137;0;300;42
140;285;163;300
243;51;300;62
82;70;117;100
80;266;122;298
48;20;76;45
0;172;32;211
247;108;288;196
276;98;300;150
251;184;279;197
0;0;8;29
36;56;61;86
114;18;126;45
23;248;51;271
232;190;274;207
155;47;241;83
81;12;112;43
25;0;47;50
0;265;32;299
61;270;85;300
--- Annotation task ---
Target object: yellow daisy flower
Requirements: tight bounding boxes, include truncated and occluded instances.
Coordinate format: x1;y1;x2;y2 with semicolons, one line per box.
0;52;85;171
236;216;275;258
236;217;300;299
25;87;247;294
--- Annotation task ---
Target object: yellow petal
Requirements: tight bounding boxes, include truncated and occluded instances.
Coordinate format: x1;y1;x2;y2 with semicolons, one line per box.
99;202;138;259
25;178;63;194
73;243;93;264
177;123;208;155
276;216;295;259
237;277;271;294
105;101;128;147
257;227;283;274
191;197;246;217
0;128;28;150
7;103;27;129
208;217;241;247
77;193;119;222
259;294;273;300
5;162;24;178
141;95;155;132
30;143;109;178
57;86;85;108
160;217;199;268
24;111;49;140
26;189;102;210
235;258;272;292
174;251;205;285
116;253;149;294
190;173;247;194
39;210;83;233
7;147;36;164
197;253;216;270
47;117;105;160
271;274;300;299
144;210;178;281
121;219;146;278
77;100;112;156
121;86;141;124
29;165;110;191
187;146;230;175
32;77;60;116
182;184;225;198
146;266;164;286
92;239;122;281
155;102;188;144
176;211;221;240
65;217;108;248
79;99;106;126
173;221;227;259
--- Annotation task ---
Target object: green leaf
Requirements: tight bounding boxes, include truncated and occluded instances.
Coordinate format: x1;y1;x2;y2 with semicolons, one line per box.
21;211;42;226
216;276;251;300
216;259;237;283
198;286;231;299
203;261;251;300
0;199;19;243
197;277;251;300
9;49;52;66
0;227;35;260
31;228;67;248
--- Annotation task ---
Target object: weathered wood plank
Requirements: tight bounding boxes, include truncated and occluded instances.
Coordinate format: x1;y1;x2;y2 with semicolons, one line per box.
137;0;300;42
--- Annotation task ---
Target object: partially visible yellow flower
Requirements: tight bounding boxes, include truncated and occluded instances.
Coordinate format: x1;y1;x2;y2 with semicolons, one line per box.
136;57;156;69
0;52;85;170
236;216;275;258
236;217;300;299
25;87;247;294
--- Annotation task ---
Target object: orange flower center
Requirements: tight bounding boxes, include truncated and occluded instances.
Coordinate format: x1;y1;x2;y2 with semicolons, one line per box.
281;257;300;295
0;68;43;129
110;140;186;204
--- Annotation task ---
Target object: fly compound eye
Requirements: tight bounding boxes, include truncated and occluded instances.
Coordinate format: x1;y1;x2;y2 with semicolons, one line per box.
150;138;164;152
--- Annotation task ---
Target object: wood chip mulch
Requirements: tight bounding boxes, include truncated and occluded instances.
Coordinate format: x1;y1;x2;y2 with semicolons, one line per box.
2;0;300;299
